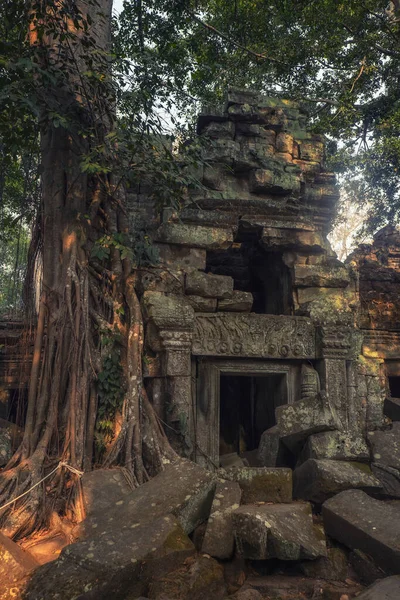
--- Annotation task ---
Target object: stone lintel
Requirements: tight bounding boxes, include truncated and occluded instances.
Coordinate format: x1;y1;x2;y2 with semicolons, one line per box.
193;313;316;359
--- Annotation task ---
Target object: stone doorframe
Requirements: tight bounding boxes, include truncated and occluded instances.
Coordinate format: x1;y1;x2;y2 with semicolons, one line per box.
195;359;296;469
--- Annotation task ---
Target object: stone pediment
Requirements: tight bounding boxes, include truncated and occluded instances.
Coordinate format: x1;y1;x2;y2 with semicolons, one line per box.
192;313;315;359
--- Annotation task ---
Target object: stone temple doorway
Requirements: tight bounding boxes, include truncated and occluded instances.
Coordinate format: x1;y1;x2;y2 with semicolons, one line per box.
195;359;298;468
219;373;287;459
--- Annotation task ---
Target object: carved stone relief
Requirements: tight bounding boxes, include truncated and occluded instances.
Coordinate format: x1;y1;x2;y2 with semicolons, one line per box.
192;314;316;359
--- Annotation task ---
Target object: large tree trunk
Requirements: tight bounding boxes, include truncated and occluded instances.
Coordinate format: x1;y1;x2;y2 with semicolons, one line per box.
0;0;176;539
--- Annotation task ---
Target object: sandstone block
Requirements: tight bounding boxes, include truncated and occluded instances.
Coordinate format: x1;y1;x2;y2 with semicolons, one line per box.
81;468;132;517
294;264;350;288
349;549;387;585
148;554;226;600
276;132;293;154
299;431;370;463
276;394;339;451
203;138;240;165
294;459;382;504
79;459;215;538
371;463;400;497
368;424;400;470
137;267;184;295
322;489;400;574
220;466;292;503
218;291;253;312
0;532;38;585
25;514;194;600
299;140;324;162
201;120;235;139
187;295;217;312
155;222;233;249
356;576;400;599
257;425;291;467
233;503;327;560
300;546;348;581
384;396;400;420
261;227;328;252
201;481;242;559
185;271;233;299
155;243;206;270
249;168;300;195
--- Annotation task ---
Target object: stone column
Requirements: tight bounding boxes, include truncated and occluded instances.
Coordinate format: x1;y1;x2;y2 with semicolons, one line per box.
317;326;352;430
142;292;195;456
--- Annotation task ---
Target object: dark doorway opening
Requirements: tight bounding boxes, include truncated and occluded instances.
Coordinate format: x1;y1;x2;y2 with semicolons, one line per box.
206;241;293;315
389;376;400;398
219;374;287;457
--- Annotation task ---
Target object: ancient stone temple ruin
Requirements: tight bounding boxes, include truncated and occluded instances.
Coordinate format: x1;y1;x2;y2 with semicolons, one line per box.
128;88;396;481
3;90;400;600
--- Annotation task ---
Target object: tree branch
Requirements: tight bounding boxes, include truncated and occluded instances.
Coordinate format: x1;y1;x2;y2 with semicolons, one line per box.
189;11;284;64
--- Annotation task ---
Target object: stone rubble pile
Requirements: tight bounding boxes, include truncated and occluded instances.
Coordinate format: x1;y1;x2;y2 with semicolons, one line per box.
1;448;400;600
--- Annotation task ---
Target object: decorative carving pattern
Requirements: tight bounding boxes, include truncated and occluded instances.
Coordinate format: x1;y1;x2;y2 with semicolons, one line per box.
192;314;315;358
318;325;352;358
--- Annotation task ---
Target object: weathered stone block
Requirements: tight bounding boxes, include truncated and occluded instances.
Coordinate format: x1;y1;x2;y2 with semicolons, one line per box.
186;271;233;299
276;394;339;451
349;548;387;585
187;295;217;312
357;576;400;599
155;223;233;249
371;463;400;497
148;554;226;600
226;88;260;106
299;140;324;162
218;291;253;312
79;459;215;538
137;267;184;295
294;264;350;288
25;515;195;600
257;425;291;467
261;227;327;252
203;139;240;165
201;120;235;139
81;468;132;517
249;168;300;195
294;459;382;504
323;490;400;574
233;503;327;560
276;132;293;154
155;243;206;270
368;424;400;470
299;431;370;463
300;546;348;581
201;481;242;559
220;466;292;503
0;532;38;585
143;291;194;330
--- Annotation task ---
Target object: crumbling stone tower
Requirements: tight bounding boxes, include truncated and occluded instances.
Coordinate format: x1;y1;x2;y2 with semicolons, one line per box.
138;89;369;468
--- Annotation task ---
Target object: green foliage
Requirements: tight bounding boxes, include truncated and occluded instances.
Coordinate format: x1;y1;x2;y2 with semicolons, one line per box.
95;329;125;457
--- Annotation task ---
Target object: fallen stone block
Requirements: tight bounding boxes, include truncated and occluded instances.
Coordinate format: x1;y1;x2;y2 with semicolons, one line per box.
25;514;195;600
79;459;215;538
218;290;253;312
294;459;382;504
147;554;226;600
229;589;263;600
300;546;348;581
185;271;233;299
0;532;38;586
201;481;242;559
240;575;363;600
349;549;387;585
276;394;339;451
232;502;327;560
81;467;133;517
356;575;400;599
299;431;370;463
322;489;400;574
257;425;292;467
368;424;400;469
371;463;400;497
220;466;292;503
384;397;400;421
